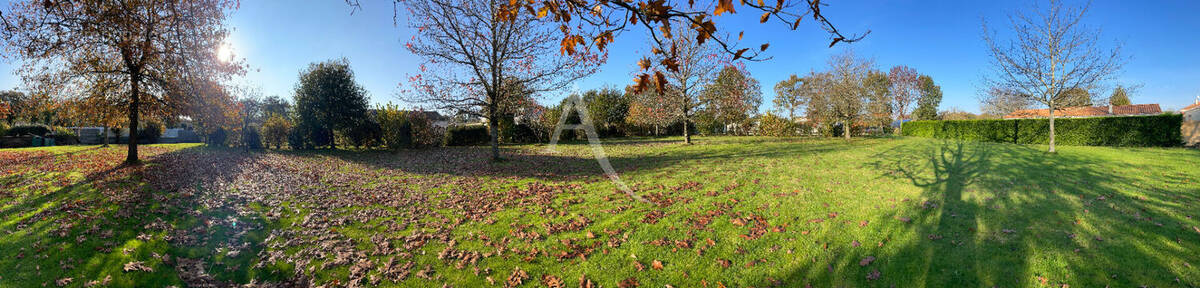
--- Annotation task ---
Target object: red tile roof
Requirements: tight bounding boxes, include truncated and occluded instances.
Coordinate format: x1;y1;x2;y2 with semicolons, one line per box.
1182;102;1200;112
1003;104;1162;119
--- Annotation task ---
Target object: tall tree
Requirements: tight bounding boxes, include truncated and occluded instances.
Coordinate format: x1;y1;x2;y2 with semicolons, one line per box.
701;66;762;134
648;25;722;144
887;65;920;122
982;0;1124;152
401;0;595;161
353;0;865;94
864;71;893;132
626;85;680;136
262;95;292;117
1108;85;1131;106
294;59;369;150
1;0;242;164
913;75;942;121
772;74;805;120
810;50;872;139
582;87;631;136
0;90;30;124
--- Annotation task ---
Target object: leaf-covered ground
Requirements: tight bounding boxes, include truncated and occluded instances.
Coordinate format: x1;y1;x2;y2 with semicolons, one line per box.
1;137;1198;287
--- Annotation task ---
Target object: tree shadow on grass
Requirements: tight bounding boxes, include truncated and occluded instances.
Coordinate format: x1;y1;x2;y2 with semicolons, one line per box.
0;145;286;287
765;139;1200;287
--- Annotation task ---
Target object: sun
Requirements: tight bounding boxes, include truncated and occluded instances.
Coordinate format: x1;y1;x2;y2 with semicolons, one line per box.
216;41;235;62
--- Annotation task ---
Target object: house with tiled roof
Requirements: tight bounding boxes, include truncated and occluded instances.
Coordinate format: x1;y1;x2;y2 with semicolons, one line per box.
1182;98;1200;146
1002;104;1162;119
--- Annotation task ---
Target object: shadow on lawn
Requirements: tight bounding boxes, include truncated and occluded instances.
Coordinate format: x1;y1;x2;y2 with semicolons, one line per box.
0;145;279;287
764;140;1199;287
306;137;860;180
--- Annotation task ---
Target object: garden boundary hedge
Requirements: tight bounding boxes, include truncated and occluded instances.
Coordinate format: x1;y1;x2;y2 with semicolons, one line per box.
901;114;1182;147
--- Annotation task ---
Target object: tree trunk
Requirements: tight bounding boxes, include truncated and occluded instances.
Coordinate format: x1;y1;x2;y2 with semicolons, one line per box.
101;126;110;147
489;108;500;161
683;117;691;144
126;74;141;165
1048;106;1056;153
844;120;851;140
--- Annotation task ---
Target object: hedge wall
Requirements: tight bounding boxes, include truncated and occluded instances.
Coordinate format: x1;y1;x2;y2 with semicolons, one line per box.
901;114;1182;147
444;125;490;146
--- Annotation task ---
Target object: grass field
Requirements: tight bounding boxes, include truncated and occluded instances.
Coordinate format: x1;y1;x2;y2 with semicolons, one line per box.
1;137;1198;287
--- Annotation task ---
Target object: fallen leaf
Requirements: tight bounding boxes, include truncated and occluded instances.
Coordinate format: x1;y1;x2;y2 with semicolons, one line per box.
859;256;876;266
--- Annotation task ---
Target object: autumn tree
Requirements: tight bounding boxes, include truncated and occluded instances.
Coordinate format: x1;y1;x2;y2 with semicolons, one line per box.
401;0;596;161
772;75;806;120
626;84;680;136
913;75;942;121
983;0;1124;152
887;65;919;129
863;71;892;132
293;59;369;150
1;0;242;164
809;50;873;139
646;25;723;143
352;0;865;95
0;90;32;124
701;65;762;135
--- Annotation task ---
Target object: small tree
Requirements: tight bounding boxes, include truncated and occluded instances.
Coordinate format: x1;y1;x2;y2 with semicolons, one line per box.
983;0;1124;152
888;65;919;133
701;66;763;135
626;85;680;136
293;59;369;150
377;104;411;150
773;75;806;120
582;88;631;137
913;75;942;121
261;115;291;149
863;71;893;133
810;50;872;139
1109;85;1132;106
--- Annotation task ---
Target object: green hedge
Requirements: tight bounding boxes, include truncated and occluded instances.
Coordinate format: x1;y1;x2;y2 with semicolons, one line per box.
901;114;1182;147
444;125;490;146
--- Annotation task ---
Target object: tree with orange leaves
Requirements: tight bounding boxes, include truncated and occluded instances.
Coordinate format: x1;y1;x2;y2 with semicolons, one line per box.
1;0;243;164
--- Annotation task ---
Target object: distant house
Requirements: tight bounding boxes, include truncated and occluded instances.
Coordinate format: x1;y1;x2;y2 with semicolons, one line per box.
1182;100;1200;147
1003;104;1162;119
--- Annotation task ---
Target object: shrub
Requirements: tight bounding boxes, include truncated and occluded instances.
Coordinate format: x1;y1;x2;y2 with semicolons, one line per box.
444;124;489;146
757;113;798;137
262;115;292;149
206;128;229;147
287;125;310;150
6;123;50;136
50;126;79;144
242;126;263;149
377;105;411;150
344;119;382;148
0;122;7;136
901;114;1183;147
140;121;164;144
408;111;441;148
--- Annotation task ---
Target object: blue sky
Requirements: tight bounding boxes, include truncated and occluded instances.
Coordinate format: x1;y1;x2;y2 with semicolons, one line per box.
2;0;1199;113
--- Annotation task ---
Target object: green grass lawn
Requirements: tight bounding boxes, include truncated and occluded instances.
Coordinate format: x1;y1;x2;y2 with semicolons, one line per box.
1;137;1198;287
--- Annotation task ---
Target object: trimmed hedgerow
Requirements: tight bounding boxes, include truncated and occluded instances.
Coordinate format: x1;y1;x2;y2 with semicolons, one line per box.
901;114;1182;147
443;124;490;146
